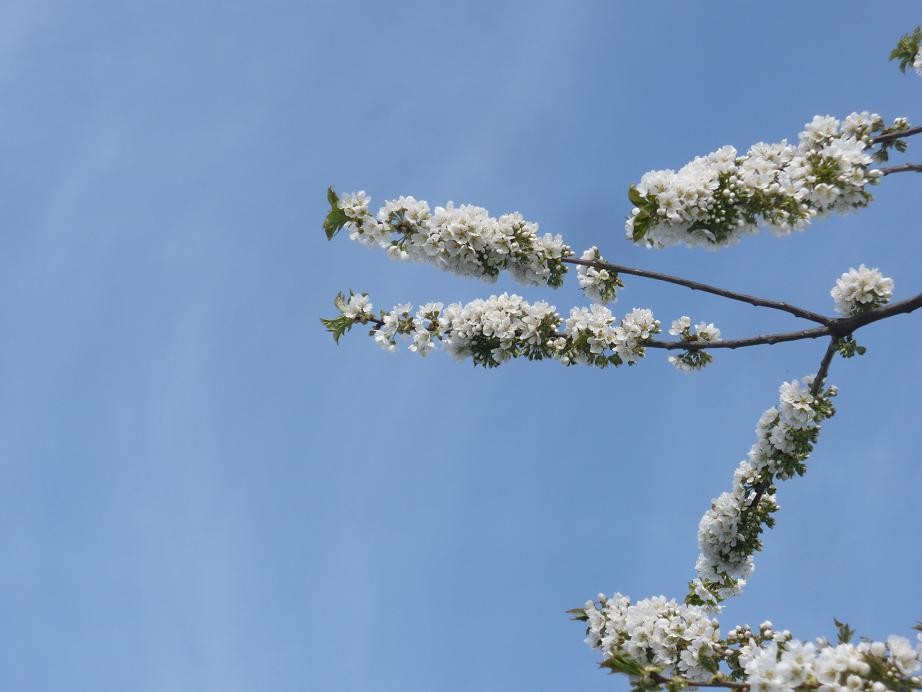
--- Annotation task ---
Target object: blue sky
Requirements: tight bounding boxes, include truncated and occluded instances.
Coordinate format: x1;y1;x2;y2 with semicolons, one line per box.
1;2;920;690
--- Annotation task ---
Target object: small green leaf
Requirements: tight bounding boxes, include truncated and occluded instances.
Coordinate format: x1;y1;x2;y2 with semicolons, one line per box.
323;186;349;240
323;208;349;240
834;618;855;644
320;315;356;344
632;211;650;242
628;185;646;207
603;651;647;677
566;607;589;622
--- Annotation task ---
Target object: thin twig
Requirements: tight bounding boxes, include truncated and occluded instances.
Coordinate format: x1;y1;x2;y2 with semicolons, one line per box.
809;337;840;396
647;327;828;351
871;125;922;144
562;257;831;325
878;163;922;176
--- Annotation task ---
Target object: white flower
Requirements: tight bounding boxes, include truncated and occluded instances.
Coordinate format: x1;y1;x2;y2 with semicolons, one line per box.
345;194;572;286
887;635;921;675
584;593;720;682
627;113;896;249
830;264;894;315
339;190;371;220
914;49;922;77
695;322;721;342
576;246;622;303
692;375;834;603
669;316;691;336
341;293;374;320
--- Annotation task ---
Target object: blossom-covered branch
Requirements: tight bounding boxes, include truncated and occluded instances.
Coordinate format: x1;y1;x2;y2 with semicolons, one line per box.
322;188;573;287
626;112;912;249
323;274;920;366
321;291;661;368
686;373;837;607
572;597;922;692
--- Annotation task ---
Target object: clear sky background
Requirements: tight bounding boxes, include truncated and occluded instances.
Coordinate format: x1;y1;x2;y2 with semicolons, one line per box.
1;2;920;691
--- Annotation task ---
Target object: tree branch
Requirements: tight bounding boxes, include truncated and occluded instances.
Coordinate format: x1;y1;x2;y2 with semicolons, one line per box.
810;337;840;396
746;336;841;514
562;257;831;325
353;292;922;352
878;163;922;175
871;124;922;144
830;291;922;334
647;327;829;351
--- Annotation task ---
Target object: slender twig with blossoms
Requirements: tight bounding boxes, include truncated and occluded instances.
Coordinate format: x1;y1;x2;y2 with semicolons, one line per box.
320;27;922;692
624;112;915;249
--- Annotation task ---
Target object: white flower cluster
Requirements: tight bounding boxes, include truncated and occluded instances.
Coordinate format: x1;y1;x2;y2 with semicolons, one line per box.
626;112;893;249
326;291;662;369
340;292;374;321
582;593;722;682
915;49;922;76
667;316;722;372
578;600;922;690
559;305;660;367
692;376;836;606
576;247;622;304
830;265;894;316
740;633;922;691
334;191;573;287
437;293;560;366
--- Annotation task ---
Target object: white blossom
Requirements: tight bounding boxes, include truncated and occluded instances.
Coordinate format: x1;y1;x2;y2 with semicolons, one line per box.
583;593;722;682
667;317;721;372
692;376;835;605
576;246;622;303
830;264;894;316
626;112;895;249
334;192;573;287
341;293;374;320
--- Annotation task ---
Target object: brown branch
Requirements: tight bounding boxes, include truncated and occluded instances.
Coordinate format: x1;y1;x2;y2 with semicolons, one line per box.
647;327;829;351
878;163;922;175
830;291;922;334
871;125;922;144
809;337;840;396
562;257;831;325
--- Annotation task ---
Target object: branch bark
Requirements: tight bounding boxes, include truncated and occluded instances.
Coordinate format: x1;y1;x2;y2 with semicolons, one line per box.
871;124;922;144
878;163;922;175
562;257;831;325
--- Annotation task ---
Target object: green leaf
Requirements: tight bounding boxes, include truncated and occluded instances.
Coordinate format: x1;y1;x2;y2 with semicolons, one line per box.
628;185;646;207
698;654;719;675
566;607;589;622
632;211;650;242
834;618;855;644
323;186;349;240
320;315;356;344
603;651;647;677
